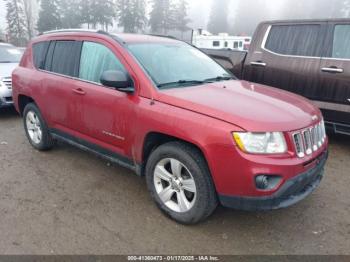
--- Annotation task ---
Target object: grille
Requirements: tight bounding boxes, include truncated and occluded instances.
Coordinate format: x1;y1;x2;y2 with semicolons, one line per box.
2;77;12;89
293;121;326;158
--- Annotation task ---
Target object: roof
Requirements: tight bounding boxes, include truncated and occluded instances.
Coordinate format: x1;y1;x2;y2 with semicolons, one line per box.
261;18;350;25
112;33;181;44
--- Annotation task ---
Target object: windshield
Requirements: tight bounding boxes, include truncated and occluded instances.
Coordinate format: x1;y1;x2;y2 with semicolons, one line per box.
128;42;233;89
0;47;23;63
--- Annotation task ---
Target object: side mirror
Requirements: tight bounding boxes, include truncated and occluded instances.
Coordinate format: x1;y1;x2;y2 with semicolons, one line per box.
100;70;134;93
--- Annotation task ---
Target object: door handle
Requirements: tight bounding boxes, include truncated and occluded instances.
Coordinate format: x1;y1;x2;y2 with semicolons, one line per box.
72;88;86;95
321;67;344;73
250;61;267;67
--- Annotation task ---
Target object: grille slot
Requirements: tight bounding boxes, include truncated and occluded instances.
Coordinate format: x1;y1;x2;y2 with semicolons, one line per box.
293;133;305;158
303;130;312;155
317;123;322;147
310;126;318;151
321;121;326;142
293;121;326;158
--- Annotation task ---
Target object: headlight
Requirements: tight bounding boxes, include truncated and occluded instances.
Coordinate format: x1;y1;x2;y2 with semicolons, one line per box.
233;132;287;154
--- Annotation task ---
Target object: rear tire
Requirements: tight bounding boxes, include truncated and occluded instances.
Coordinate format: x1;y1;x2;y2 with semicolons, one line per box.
145;141;218;224
23;103;55;151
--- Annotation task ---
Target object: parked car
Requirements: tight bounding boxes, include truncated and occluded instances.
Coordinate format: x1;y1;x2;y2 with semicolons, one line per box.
203;19;350;136
12;30;328;224
0;43;24;108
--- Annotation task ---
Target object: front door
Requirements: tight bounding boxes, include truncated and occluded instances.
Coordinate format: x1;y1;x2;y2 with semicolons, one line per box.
74;40;137;157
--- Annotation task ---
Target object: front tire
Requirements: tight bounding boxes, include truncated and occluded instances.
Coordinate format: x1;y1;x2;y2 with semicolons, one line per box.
145;142;218;224
23;103;55;151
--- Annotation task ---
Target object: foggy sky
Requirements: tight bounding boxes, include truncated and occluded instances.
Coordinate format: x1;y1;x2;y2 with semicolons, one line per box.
1;0;348;36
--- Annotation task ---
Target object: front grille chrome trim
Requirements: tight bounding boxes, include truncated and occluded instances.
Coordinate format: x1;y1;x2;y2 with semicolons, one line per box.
293;120;326;158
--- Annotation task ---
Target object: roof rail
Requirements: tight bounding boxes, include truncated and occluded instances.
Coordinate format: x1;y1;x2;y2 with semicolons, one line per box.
41;29;109;35
147;34;178;40
39;28;127;46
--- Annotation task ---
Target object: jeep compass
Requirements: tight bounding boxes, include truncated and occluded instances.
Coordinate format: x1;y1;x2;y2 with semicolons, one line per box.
12;30;328;224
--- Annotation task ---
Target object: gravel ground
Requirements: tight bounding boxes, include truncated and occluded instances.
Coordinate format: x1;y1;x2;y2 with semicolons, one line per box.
0;107;349;255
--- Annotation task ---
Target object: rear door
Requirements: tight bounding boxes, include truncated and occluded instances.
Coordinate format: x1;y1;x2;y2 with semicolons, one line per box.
39;40;83;131
244;22;326;100
318;22;350;124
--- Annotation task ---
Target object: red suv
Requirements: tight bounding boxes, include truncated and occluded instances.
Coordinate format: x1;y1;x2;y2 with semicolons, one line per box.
12;30;328;224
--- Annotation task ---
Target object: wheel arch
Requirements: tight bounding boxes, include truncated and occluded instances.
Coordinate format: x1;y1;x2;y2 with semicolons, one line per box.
18;94;36;116
141;132;210;177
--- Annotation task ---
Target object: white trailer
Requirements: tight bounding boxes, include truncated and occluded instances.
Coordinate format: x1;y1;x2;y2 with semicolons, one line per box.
192;30;251;51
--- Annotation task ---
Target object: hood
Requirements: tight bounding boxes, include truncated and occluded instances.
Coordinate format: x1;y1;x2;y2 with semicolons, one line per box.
156;80;321;132
0;63;18;78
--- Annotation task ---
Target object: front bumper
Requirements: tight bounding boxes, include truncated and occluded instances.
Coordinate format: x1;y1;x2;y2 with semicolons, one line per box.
219;150;328;211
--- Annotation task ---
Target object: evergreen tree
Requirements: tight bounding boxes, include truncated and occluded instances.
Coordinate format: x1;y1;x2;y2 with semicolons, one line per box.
59;0;82;28
174;0;191;38
80;0;116;30
208;0;229;34
117;0;147;33
23;0;36;39
80;0;93;28
94;0;116;31
149;0;176;34
5;0;27;46
230;0;266;36
37;0;61;33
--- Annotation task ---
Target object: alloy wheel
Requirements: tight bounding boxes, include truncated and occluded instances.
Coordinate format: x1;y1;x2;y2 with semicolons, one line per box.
153;158;197;213
26;111;42;144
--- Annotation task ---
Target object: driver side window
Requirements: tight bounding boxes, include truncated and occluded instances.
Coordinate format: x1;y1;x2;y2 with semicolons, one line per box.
79;41;126;84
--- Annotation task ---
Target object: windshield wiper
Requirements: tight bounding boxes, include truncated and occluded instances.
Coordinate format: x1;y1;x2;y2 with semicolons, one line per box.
157;80;205;88
157;76;234;89
203;75;234;83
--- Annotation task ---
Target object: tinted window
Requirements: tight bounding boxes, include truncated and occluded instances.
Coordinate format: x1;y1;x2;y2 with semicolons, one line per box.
234;42;239;49
79;42;126;84
33;41;49;69
332;24;350;59
265;24;321;57
51;41;81;77
213;41;220;47
44;41;55;71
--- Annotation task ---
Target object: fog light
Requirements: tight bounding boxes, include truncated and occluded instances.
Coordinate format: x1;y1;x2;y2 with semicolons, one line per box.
256;175;269;190
255;175;282;190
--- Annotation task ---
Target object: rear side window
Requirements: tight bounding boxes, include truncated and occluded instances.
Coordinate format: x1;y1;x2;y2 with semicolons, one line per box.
32;42;49;69
265;24;322;57
79;41;126;84
332;24;350;59
50;41;81;77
